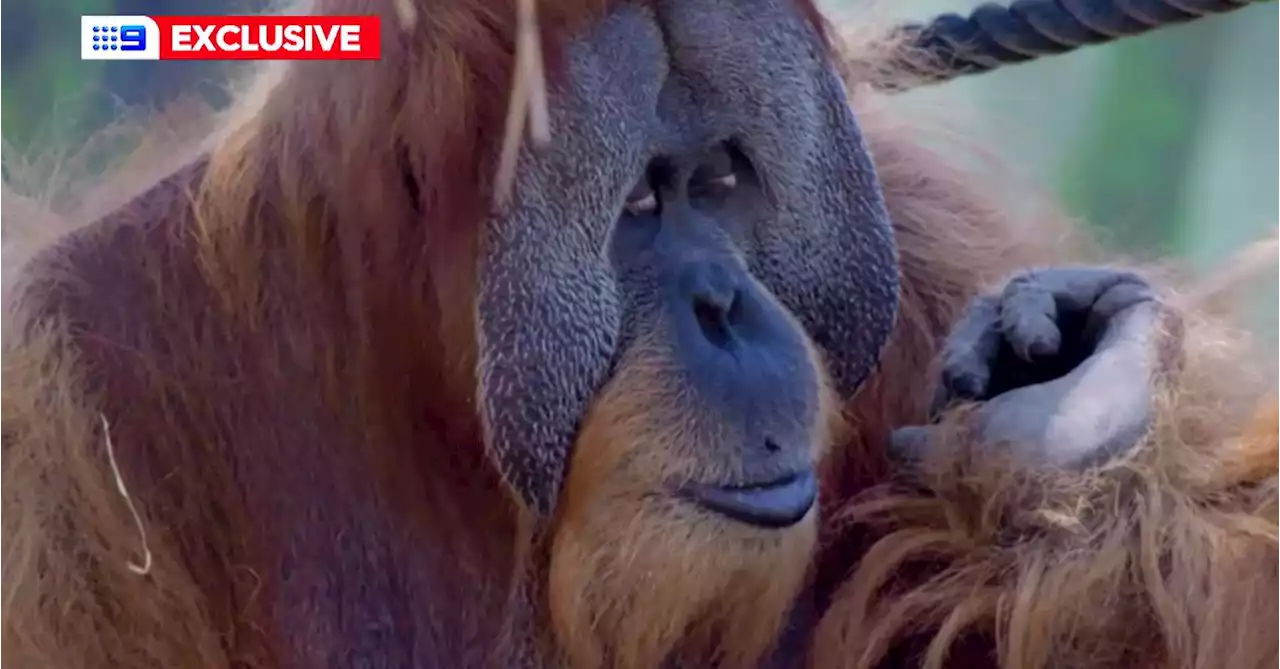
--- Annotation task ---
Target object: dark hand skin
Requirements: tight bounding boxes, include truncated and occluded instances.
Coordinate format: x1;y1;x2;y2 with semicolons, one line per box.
893;267;1182;468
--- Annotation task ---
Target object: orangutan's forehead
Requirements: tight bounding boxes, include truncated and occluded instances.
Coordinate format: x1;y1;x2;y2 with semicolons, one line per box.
500;0;846;230
560;0;830;143
584;0;826;64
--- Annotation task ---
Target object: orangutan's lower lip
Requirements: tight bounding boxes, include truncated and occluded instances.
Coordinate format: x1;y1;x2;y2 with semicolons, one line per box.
680;470;817;528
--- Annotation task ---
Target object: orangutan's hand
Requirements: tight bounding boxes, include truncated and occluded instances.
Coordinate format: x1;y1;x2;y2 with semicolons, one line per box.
892;267;1182;469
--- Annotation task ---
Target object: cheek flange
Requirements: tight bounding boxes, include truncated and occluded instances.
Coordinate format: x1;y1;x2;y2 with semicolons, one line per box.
748;66;901;399
475;221;621;517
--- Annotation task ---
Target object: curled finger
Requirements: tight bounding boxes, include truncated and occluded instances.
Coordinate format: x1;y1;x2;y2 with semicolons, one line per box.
999;272;1061;361
935;294;1003;413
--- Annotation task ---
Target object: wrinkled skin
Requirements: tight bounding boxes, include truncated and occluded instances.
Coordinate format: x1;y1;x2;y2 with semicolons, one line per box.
477;0;899;518
0;1;1205;668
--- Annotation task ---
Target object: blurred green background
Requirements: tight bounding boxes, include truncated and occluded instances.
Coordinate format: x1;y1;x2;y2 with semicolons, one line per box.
892;5;1276;246
854;0;1278;336
2;0;1276;332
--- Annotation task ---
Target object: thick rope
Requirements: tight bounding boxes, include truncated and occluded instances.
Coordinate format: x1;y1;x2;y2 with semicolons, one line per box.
885;0;1260;90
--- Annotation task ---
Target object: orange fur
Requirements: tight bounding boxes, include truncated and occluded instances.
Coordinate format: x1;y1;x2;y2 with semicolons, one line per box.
549;322;843;669
1;2;828;668
2;3;1275;669
811;309;1278;669
804;81;1277;669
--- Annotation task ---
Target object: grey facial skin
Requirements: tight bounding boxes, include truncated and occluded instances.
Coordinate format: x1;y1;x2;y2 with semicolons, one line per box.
475;0;900;517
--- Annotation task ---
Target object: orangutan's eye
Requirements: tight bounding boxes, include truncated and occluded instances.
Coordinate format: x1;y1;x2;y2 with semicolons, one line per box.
706;173;737;190
690;146;740;202
624;181;659;217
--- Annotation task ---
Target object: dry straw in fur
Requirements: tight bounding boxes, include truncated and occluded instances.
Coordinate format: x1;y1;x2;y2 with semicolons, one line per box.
99;414;153;576
389;0;553;208
495;0;552;207
392;0;551;207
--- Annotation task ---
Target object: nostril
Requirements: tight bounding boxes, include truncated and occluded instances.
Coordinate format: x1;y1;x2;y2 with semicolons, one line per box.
694;296;733;349
680;261;745;350
764;438;781;453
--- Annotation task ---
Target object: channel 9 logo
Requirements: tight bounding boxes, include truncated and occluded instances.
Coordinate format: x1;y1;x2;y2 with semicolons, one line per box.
81;16;161;60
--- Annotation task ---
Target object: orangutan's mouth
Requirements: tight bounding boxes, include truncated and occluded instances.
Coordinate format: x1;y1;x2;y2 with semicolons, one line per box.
679;469;817;529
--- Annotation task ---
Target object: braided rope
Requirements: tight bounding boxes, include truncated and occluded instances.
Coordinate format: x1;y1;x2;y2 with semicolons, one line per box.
886;0;1262;90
